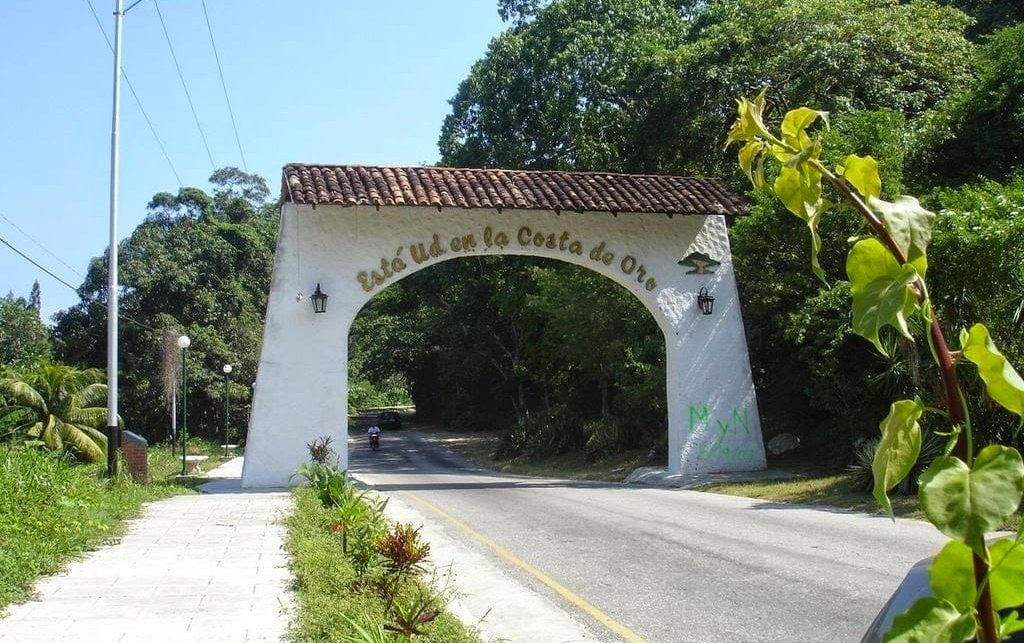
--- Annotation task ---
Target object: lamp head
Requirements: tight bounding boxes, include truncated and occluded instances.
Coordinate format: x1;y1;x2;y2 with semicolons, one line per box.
177;335;191;349
311;283;328;314
223;364;233;374
697;287;715;316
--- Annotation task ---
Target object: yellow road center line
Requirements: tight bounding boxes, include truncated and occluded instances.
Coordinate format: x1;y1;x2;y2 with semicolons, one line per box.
402;490;647;643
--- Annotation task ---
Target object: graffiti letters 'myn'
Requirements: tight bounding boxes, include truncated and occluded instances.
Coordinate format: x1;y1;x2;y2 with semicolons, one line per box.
689;404;755;463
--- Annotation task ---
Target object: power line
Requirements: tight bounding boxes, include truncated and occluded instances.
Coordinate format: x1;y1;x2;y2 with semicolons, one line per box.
200;0;248;172
84;0;184;188
0;233;79;291
1;232;161;334
153;0;217;171
0;212;85;278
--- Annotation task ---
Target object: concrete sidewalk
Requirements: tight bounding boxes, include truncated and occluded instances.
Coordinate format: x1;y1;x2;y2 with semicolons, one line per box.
0;458;294;643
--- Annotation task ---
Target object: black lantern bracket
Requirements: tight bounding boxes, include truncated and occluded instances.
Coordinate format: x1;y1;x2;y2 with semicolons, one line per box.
311;283;328;314
697;287;715;315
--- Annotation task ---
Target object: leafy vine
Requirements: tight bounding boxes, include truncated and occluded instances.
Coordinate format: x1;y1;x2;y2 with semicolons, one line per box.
727;91;1024;643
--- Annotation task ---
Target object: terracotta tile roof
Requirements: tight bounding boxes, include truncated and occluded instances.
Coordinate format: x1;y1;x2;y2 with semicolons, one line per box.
282;165;747;216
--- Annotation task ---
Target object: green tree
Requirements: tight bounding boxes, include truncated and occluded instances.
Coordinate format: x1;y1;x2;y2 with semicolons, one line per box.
432;0;977;456
916;23;1024;184
441;0;973;175
728;92;1024;643
934;0;1024;38
52;169;277;443
0;292;51;368
0;363;109;462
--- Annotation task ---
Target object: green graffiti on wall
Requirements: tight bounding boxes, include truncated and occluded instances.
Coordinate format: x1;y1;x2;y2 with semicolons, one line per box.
689;404;755;462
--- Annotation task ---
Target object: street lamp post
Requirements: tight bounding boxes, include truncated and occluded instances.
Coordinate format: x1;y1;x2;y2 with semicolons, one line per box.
222;363;232;458
177;335;191;475
105;0;126;479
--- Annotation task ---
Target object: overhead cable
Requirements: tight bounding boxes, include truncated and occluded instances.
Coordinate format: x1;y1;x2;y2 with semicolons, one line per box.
200;0;248;171
0;233;80;291
1;212;85;278
84;0;184;188
153;0;217;171
0;232;160;334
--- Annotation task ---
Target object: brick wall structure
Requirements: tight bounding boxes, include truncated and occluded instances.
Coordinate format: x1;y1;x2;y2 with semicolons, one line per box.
121;431;148;483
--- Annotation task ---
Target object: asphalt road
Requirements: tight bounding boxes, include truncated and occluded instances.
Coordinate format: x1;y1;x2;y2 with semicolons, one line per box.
348;430;949;643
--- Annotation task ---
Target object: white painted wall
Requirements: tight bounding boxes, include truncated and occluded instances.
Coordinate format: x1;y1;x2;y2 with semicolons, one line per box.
241;203;765;487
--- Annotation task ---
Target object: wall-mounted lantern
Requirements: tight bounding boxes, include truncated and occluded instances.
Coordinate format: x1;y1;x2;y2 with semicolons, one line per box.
311;283;328;314
697;287;715;315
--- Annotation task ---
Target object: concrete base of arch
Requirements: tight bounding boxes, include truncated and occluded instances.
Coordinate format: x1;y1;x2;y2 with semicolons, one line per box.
241;203;766;487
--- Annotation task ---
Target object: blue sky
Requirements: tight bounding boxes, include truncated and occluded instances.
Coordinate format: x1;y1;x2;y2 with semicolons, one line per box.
0;1;507;321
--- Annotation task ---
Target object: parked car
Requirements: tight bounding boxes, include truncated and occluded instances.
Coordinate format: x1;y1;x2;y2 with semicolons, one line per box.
377;411;402;431
862;557;1024;642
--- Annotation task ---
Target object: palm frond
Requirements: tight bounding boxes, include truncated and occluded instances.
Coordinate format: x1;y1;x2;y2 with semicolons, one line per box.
0;379;46;414
74;383;108;409
63;424;107;463
65;407;107;428
41;415;62;451
24;420;43;438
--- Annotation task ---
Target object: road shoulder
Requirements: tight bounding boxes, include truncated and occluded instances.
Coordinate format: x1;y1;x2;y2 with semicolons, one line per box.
368;485;604;643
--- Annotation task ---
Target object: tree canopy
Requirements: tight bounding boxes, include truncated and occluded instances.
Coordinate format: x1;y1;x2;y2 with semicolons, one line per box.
425;0;1022;459
441;0;973;175
0;290;51;369
53;169;277;443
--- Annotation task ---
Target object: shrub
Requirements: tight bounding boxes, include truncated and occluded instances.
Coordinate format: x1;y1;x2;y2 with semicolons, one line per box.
306;436;336;465
493;410;586;460
583;420;625;461
286;481;476;642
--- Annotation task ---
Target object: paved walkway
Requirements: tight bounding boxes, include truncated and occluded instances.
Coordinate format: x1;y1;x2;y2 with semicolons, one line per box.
0;458;294;643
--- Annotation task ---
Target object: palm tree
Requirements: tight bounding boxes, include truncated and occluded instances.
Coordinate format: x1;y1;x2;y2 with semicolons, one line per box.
0;363;113;462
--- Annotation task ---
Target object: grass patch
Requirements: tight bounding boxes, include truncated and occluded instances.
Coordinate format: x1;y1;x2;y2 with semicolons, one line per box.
700;472;1022;531
701;473;923;518
422;428;653;482
285;485;480;643
0;443;196;610
147;437;241;481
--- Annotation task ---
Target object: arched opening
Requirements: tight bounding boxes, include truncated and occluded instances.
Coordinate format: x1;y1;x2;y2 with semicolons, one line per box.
242;167;765;487
347;255;668;472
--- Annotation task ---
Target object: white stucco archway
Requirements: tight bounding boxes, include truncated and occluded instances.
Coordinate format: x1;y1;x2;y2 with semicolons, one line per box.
241;166;766;487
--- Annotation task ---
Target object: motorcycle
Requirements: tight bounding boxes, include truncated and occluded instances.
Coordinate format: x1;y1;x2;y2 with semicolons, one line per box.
368;432;380;451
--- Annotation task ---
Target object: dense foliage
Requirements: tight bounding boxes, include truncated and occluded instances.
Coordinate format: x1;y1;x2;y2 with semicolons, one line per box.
727;91;1024;643
0;363;110;462
442;0;972;175
388;0;1020;463
351;257;666;458
52;168;277;444
0;289;51;368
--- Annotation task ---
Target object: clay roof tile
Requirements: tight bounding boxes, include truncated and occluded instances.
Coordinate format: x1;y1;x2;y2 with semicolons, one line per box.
281;165;747;216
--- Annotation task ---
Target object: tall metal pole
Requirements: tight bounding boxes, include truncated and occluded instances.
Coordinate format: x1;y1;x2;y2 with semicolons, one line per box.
180;345;188;475
105;0;125;478
171;381;177;456
177;335;190;475
223;367;230;458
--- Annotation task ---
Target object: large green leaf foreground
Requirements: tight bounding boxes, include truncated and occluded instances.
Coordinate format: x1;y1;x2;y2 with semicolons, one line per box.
727;92;1024;642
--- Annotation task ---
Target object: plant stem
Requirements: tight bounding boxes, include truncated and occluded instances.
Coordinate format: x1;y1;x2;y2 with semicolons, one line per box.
815;165;999;643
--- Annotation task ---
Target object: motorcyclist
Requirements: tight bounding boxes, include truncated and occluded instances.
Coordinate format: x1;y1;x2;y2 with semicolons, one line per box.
367;424;381;449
